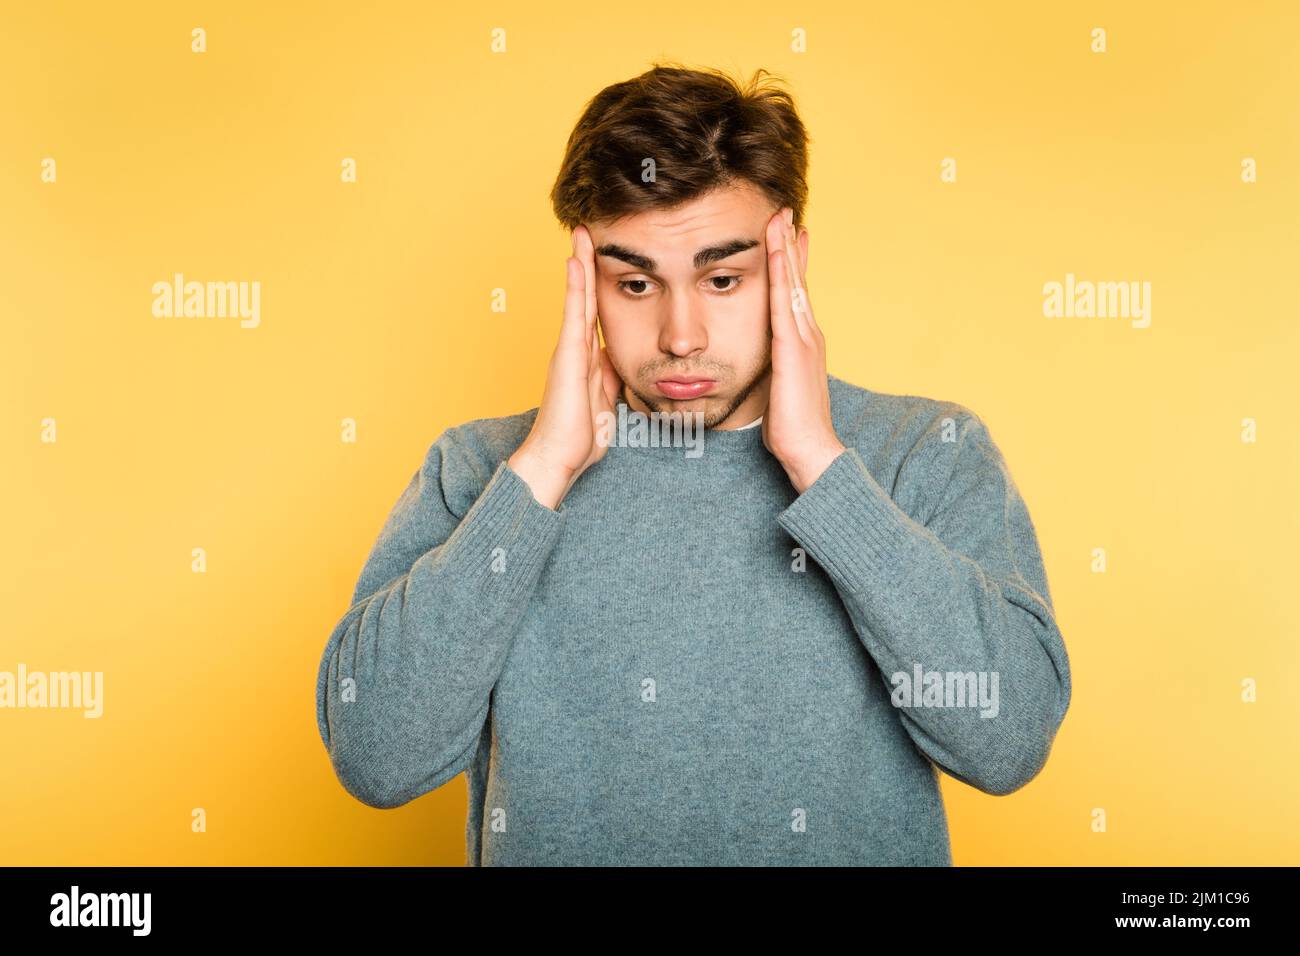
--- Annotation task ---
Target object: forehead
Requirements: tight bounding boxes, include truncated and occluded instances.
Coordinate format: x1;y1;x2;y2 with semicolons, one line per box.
590;180;774;252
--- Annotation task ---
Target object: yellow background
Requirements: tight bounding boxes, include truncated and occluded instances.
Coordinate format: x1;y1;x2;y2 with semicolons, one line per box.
3;1;1297;865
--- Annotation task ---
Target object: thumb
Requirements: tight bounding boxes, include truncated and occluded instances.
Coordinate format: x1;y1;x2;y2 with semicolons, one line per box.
598;346;622;407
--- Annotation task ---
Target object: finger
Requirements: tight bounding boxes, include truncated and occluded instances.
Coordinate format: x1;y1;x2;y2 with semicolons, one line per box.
787;220;808;281
790;225;821;338
574;225;598;337
593;315;609;388
598;345;623;407
781;214;816;339
561;254;587;348
570;229;592;352
767;213;799;344
588;326;604;403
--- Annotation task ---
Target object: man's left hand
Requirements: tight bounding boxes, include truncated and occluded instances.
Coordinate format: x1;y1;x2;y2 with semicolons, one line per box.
761;207;847;494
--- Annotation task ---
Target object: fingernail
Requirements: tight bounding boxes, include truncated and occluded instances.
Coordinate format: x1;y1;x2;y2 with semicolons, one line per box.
783;207;794;227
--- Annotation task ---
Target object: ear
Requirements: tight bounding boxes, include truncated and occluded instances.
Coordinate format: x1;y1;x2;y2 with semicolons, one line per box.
796;226;809;276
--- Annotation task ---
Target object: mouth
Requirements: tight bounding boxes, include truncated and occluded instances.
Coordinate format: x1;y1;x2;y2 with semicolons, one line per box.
654;377;717;400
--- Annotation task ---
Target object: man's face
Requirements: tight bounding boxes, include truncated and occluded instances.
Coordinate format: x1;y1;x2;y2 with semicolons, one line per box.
586;179;783;429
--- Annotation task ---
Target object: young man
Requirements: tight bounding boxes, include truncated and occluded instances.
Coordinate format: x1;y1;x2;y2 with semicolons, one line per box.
315;64;1071;865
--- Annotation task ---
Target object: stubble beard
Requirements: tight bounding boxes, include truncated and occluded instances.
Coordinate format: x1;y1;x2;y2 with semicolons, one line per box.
621;358;772;430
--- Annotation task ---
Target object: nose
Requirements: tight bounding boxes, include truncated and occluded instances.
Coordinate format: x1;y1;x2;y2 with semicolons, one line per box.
657;294;708;359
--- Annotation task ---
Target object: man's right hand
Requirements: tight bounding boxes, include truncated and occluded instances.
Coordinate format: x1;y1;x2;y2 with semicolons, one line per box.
507;225;623;510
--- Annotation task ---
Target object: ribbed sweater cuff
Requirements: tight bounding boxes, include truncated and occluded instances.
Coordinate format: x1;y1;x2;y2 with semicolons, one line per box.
433;458;566;606
776;447;921;595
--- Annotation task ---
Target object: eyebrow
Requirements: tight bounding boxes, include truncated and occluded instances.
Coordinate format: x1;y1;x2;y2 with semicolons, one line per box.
595;237;761;272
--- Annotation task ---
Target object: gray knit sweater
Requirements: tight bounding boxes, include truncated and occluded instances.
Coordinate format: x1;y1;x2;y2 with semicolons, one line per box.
315;374;1071;865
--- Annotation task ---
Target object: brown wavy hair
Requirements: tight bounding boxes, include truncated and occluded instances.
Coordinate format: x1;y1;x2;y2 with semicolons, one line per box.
550;62;810;233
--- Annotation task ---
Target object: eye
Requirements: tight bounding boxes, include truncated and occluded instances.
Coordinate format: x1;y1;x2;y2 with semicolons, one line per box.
615;278;656;298
614;275;744;298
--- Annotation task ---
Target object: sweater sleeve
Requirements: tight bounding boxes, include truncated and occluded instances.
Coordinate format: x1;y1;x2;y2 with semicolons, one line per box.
775;410;1071;796
315;431;565;809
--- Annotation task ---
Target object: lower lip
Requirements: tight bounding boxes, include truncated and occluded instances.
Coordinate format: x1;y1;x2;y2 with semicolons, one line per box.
655;380;717;399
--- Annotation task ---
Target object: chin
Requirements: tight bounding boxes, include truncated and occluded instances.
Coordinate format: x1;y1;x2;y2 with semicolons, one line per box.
685;399;736;429
630;383;739;429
